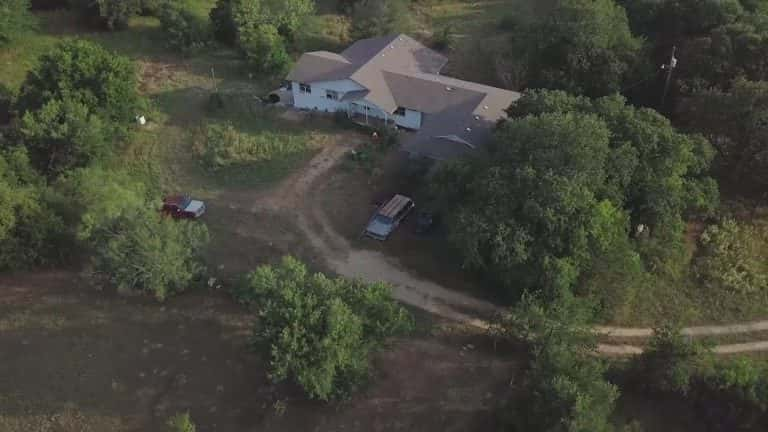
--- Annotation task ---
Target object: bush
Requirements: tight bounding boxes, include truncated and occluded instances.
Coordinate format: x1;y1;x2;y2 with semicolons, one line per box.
237;256;413;400
210;0;237;44
17;39;143;126
0;0;36;45
166;412;196;432
194;121;307;170
69;0;139;30
432;25;456;52
137;0;161;16
92;207;209;301
159;2;210;54
694;218;768;314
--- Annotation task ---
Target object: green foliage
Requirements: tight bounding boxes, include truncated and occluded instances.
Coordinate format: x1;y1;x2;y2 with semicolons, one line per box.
237;256;413;400
432;25;456;52
509;0;643;97
432;89;718;302
0;0;36;46
210;0;314;45
350;0;413;40
240;23;289;74
194;121;307;171
92;207;209;301
630;325;713;395
16;39;143;126
495;294;619;432
684;79;768;188
693;357;768;431
0;146;63;269
54;165;150;241
166;412;196;432
159;1;211;54
69;0;140;30
0;82;13;124
19;99;110;177
694;218;768;315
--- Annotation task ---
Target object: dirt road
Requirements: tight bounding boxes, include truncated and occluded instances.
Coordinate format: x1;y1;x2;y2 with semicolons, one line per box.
244;139;768;356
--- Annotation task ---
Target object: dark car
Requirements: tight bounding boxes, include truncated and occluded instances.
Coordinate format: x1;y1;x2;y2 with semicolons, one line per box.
415;210;437;234
364;194;415;240
162;195;206;219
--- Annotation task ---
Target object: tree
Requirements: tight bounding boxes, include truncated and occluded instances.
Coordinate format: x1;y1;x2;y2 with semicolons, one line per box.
630;325;713;395
240;23;289;74
16;39;143;126
237;256;413;400
495;294;619;432
683;79;768;188
350;0;413;40
54;165;150;240
159;1;210;54
693;358;768;431
210;0;313;45
509;0;643;97
92;207;209;301
0;0;36;46
0;146;63;269
69;0;140;30
19;99;109;177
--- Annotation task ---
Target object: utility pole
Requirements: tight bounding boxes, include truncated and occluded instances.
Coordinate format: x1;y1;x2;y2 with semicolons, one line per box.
660;45;678;109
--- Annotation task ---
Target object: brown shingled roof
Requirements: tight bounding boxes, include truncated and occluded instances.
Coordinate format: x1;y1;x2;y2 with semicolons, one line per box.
286;34;521;160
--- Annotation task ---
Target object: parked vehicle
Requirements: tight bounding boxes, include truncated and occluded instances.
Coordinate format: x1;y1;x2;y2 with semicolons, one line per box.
415;210;437;234
162;195;206;219
364;194;415;240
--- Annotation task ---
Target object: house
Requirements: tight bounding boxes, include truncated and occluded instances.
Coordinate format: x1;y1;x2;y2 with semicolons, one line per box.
285;34;521;161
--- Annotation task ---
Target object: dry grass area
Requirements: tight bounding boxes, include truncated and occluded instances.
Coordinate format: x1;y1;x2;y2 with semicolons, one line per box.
0;271;515;432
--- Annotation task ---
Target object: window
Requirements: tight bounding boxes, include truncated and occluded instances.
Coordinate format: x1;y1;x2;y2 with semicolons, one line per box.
299;83;311;94
326;90;339;100
394;107;406;116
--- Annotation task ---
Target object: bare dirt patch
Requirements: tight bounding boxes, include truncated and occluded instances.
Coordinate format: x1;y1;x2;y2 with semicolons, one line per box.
0;271;515;432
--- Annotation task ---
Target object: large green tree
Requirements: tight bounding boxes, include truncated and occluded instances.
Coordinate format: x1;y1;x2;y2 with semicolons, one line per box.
69;0;140;30
16;39;142;125
19;99;109;177
683;79;768;187
210;0;313;44
432;90;717;296
509;0;643;97
237;256;413;400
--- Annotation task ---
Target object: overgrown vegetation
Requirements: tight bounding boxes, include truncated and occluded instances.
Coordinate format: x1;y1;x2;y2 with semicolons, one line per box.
493;294;622;431
0;0;36;46
431;89;717;311
235;256;414;400
622;326;768;431
158;1;211;54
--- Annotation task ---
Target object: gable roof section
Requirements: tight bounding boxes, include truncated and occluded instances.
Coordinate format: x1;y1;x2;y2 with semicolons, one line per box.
285;51;356;83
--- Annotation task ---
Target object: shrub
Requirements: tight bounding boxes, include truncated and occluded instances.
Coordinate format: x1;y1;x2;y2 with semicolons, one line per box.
350;0;413;39
16;39;143;126
137;0;161;16
695;218;768;299
210;0;237;44
194;121;307;170
92;207;209;301
237;256;413;400
432;25;456;52
0;0;36;45
159;1;210;54
166;412;196;432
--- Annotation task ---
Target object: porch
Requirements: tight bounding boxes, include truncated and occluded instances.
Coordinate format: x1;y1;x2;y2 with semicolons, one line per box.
346;102;396;129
